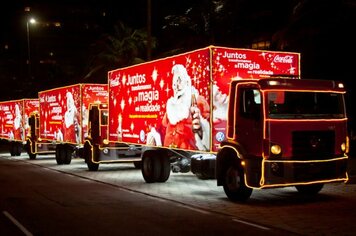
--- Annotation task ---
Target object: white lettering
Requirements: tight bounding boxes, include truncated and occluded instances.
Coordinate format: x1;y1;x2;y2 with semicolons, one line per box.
223;51;247;60
137;90;159;103
110;78;119;87
46;95;56;103
273;55;293;64
127;73;146;86
237;62;260;70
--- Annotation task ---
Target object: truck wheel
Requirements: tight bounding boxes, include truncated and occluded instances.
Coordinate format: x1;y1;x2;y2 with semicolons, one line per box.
142;152;161;183
84;143;99;171
9;143;16;156
87;158;99;171
223;165;252;202
295;184;324;195
157;156;170;183
10;150;15;156
26;140;36;159
15;143;22;156
63;147;72;165
29;152;37;160
55;145;64;165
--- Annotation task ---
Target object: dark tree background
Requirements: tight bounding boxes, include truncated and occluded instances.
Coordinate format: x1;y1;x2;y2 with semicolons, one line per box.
0;0;355;140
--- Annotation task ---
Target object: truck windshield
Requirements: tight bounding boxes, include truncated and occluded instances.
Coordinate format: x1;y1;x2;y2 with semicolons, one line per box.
267;91;345;119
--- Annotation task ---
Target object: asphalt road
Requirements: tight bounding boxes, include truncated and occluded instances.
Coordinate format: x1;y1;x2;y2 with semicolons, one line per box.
1;152;356;235
0;154;294;236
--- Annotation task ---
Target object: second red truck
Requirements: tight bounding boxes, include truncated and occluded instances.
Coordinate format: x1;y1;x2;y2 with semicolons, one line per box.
26;83;108;164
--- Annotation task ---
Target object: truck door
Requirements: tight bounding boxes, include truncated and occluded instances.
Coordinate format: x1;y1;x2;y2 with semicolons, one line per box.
28;113;39;139
100;108;108;141
88;105;100;143
235;86;263;158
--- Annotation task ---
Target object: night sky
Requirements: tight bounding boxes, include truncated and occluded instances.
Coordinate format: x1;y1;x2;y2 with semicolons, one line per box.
1;0;356;136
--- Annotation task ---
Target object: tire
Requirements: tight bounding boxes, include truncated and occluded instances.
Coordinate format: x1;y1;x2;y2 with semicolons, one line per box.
55;145;64;165
157;156;170;183
9;150;15;156
87;158;99;171
295;183;324;195
26;140;36;159
223;165;252;202
63;146;72;165
29;152;37;160
84;143;99;171
142;151;161;183
9;143;16;156
15;143;22;156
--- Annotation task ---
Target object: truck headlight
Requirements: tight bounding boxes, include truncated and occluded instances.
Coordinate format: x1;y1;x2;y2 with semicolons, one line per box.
341;136;349;153
271;144;282;155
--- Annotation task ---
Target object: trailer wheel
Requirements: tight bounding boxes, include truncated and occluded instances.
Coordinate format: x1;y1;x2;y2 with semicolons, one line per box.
223;165;252;202
157;156;170;183
15;143;22;156
295;183;324;195
55;145;64;165
142;151;161;183
9;149;15;156
9;142;16;156
63;146;72;165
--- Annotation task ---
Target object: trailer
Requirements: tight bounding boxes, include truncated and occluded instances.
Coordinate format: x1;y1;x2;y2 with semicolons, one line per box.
26;83;108;164
0;99;39;156
85;46;349;201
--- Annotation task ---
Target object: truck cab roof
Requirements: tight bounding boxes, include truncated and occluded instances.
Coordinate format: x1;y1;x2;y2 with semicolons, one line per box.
234;78;346;93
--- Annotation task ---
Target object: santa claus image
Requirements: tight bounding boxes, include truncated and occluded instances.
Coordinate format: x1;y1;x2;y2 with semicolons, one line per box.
146;126;162;146
162;64;210;151
13;104;23;140
54;128;64;142
64;92;80;143
212;83;228;123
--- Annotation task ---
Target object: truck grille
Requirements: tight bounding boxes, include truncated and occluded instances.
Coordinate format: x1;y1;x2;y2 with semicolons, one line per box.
292;131;335;160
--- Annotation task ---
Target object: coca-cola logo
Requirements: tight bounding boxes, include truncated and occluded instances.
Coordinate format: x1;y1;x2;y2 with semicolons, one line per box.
273;55;294;64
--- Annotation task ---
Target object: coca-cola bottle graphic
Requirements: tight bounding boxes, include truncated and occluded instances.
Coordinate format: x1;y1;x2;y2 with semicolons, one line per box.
191;93;202;137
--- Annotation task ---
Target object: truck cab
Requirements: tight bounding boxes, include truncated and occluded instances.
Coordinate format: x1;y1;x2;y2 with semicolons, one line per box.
83;103;142;171
216;78;349;201
26;112;57;160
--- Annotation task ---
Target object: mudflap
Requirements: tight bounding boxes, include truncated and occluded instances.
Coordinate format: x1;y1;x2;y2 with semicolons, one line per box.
191;153;216;179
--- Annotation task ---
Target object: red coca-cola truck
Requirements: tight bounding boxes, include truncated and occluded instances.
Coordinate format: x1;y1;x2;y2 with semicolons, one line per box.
0;99;39;156
26;83;108;164
85;46;349;201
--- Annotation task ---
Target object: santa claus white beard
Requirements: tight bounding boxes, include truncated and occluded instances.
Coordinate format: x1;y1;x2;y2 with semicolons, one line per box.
65;109;75;128
167;87;192;125
14;117;21;129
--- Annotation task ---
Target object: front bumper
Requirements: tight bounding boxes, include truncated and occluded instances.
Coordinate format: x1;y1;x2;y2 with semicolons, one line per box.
260;156;348;188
